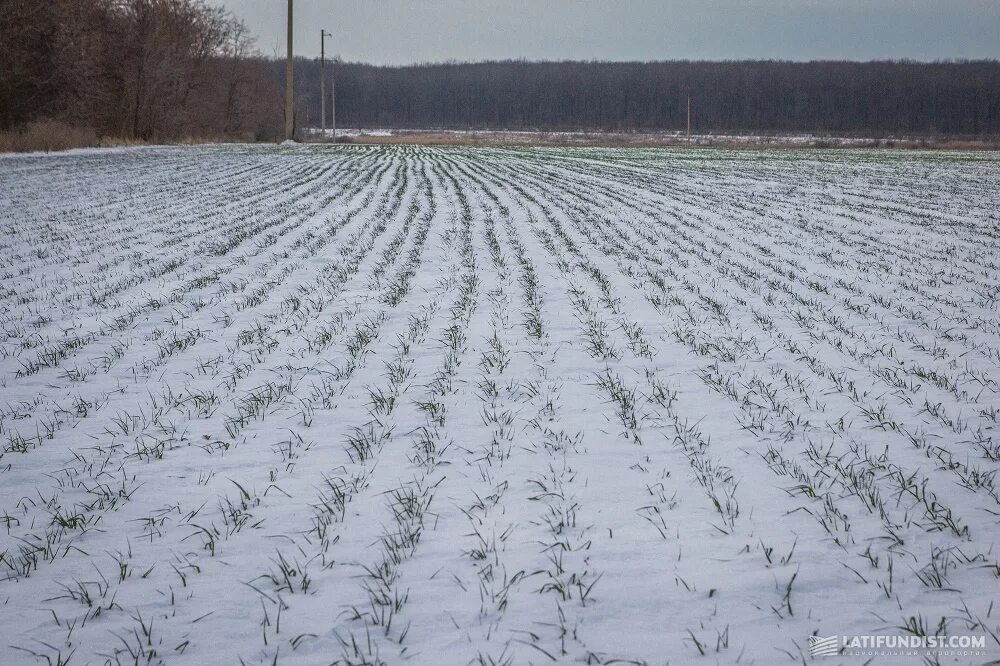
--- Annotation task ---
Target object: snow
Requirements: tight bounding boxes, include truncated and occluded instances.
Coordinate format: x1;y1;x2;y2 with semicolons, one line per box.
323;127;918;146
0;144;998;664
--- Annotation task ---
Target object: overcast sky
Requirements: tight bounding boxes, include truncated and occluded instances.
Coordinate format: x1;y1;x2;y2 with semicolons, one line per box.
217;0;1000;63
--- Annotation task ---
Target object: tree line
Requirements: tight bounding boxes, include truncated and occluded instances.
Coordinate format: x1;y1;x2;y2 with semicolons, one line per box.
1;0;282;141
295;60;1000;137
3;0;999;142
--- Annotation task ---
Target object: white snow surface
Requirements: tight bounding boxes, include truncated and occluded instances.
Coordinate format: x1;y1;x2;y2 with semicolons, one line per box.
1;144;999;665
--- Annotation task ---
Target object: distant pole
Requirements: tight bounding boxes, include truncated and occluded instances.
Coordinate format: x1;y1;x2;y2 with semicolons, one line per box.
687;95;691;141
285;0;294;141
320;30;328;134
331;58;336;141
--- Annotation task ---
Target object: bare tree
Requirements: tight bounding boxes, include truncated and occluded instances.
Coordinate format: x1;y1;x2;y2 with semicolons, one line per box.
221;19;257;135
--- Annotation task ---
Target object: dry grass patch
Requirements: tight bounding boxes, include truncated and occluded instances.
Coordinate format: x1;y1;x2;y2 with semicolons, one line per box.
0;120;99;153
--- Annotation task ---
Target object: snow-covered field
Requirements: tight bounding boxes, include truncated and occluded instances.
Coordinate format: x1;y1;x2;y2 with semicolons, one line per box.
308;128;953;149
1;144;999;665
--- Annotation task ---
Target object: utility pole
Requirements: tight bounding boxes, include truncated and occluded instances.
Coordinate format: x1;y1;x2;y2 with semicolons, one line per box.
320;30;330;135
330;57;336;141
687;95;691;141
285;0;294;141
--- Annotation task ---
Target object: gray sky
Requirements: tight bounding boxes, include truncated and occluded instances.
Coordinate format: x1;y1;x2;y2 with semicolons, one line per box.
218;0;1000;63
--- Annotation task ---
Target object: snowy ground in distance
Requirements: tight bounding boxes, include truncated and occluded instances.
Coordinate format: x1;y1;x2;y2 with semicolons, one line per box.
1;145;998;665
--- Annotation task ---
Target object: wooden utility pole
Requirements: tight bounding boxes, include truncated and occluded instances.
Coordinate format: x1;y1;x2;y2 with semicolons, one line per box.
687;95;691;141
320;30;329;134
285;0;294;141
331;58;336;141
